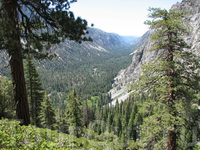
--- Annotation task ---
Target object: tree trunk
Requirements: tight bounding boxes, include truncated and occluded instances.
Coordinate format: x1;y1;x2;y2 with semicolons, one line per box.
28;58;34;125
167;37;176;150
168;87;176;150
9;49;30;126
168;129;176;150
5;0;30;125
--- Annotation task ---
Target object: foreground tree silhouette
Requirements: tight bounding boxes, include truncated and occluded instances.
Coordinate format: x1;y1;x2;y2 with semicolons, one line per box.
131;8;199;149
0;0;92;125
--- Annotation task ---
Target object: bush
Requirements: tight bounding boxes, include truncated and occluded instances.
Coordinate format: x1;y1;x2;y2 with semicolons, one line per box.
0;118;102;149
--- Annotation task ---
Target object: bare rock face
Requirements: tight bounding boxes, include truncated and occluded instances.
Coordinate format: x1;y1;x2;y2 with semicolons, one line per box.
109;0;200;103
172;0;200;56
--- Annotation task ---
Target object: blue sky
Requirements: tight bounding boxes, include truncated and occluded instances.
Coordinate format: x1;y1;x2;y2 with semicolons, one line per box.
70;0;182;37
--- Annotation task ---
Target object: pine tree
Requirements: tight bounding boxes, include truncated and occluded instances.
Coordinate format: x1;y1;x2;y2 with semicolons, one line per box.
116;114;122;137
0;0;92;125
128;104;137;141
65;89;83;137
124;100;131;125
24;54;44;127
83;99;89;128
0;76;15;118
39;91;56;129
56;108;68;133
107;112;113;132
131;8;200;149
115;99;119;113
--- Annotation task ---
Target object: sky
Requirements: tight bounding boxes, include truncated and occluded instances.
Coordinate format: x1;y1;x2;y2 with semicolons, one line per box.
69;0;183;37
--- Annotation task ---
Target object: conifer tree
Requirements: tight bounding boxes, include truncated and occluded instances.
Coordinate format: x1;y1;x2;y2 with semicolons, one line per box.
83;99;89;128
124;100;131;124
115;99;119;113
65;89;83;137
119;101;123;115
128;104;137;141
131;8;200;150
107;112;113;132
56;108;68;133
24;54;44;127
39;91;56;129
116;115;122;137
0;76;15;118
0;0;92;125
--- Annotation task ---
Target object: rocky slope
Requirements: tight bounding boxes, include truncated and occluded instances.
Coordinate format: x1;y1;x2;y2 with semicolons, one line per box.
42;27;138;64
109;0;200;104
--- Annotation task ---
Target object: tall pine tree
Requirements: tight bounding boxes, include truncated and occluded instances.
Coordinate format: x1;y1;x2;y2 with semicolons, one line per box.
131;8;200;150
65;90;83;137
0;76;15;118
24;54;44;127
39;91;56;129
56;108;68;133
0;0;92;125
82;99;89;128
128;104;137;141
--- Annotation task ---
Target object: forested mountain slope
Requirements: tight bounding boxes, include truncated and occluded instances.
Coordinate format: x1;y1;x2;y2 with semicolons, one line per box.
0;27;138;105
110;0;200;103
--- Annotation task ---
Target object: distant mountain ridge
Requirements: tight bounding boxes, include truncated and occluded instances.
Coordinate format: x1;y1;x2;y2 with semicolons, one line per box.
85;28;138;50
0;27;138;75
38;27;138;70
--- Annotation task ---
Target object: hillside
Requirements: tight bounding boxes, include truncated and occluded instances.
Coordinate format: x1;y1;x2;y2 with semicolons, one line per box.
109;0;200;104
0;27;138;106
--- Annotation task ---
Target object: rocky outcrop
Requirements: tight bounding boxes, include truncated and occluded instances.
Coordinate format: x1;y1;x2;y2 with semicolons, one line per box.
109;0;200;103
172;0;200;56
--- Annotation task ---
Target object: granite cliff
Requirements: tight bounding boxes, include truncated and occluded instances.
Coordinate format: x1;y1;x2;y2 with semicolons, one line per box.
109;0;200;104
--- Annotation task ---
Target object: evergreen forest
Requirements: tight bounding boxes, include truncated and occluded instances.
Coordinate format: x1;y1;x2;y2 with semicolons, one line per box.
0;0;200;150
